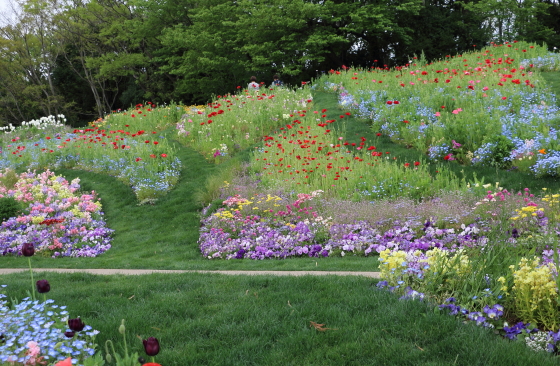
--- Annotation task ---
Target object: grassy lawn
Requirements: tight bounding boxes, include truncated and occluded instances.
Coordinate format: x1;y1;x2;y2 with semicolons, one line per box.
3;271;559;366
542;72;560;106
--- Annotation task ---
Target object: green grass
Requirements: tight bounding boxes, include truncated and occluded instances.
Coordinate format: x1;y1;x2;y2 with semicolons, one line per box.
542;71;560;106
3;272;559;366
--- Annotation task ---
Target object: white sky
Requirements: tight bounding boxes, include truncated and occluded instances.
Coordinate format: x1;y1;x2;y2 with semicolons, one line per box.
0;0;11;13
0;0;17;25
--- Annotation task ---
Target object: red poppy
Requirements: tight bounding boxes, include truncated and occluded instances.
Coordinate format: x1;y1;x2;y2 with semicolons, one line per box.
414;161;420;166
161;154;167;158
154;141;159;145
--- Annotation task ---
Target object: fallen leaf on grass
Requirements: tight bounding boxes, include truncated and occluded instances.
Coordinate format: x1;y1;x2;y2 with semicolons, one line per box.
310;321;338;332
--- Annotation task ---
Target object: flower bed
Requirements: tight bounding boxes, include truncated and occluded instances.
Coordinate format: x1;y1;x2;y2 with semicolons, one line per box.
0;104;182;201
0;169;113;257
0;285;99;365
313;41;560;177
200;178;560;352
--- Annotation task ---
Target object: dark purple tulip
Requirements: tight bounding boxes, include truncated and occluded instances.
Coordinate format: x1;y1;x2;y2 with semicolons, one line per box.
142;337;160;356
64;331;75;338
68;318;85;332
36;280;50;293
21;243;35;257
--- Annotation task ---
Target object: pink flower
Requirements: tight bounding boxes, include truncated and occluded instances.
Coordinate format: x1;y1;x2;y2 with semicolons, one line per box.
435;112;441;117
451;108;463;114
55;358;72;366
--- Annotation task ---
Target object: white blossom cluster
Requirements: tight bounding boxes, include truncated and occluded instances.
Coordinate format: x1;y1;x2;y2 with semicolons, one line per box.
525;331;552;353
0;114;66;134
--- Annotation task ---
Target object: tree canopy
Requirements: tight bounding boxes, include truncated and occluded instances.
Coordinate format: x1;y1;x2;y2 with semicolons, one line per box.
0;0;558;126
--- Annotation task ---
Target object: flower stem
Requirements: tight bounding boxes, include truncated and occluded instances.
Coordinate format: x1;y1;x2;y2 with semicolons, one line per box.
123;326;128;358
28;257;35;301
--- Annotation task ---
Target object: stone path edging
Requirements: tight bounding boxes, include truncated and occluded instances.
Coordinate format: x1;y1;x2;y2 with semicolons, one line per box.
0;268;380;278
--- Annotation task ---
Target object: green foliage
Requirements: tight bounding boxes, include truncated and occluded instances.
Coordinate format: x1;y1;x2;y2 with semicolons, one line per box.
484;135;516;169
1;0;559;123
0;196;23;222
192;158;244;208
0;169;19;190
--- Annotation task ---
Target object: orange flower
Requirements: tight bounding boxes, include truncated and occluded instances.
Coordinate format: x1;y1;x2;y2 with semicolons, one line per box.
539;149;547;154
143;364;162;366
55;358;72;366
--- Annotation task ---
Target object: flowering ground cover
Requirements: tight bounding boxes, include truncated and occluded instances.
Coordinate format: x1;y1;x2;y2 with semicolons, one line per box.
314;41;560;177
174;86;315;161
0;169;113;258
0;285;100;365
0;104;182;201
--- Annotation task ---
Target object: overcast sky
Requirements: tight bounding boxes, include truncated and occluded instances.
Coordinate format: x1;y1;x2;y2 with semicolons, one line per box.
0;0;10;13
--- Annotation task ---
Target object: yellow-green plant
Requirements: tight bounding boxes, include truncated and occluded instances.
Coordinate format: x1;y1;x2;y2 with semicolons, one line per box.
541;191;560;223
510;257;559;331
378;249;411;285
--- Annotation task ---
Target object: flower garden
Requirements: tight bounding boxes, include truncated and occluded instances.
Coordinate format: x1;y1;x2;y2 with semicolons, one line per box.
3;40;560;364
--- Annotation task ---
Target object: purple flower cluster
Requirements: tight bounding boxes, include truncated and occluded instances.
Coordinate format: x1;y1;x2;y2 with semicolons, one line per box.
199;216;329;259
1;216;113;258
199;210;488;260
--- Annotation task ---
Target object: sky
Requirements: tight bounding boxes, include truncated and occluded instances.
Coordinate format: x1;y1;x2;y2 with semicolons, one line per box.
0;0;17;15
0;0;17;25
0;0;10;13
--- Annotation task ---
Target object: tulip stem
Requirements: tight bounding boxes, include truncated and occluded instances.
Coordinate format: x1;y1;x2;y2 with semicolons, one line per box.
122;326;128;359
28;257;36;301
152;356;155;363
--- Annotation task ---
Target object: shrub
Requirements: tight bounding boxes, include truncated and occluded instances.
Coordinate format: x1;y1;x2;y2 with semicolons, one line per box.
0;196;22;222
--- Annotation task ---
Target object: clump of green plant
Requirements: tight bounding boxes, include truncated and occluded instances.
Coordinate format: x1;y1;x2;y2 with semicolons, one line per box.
484;135;515;169
0;196;23;222
0;168;19;190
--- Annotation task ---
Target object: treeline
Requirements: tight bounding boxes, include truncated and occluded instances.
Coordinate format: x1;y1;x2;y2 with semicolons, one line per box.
0;0;559;126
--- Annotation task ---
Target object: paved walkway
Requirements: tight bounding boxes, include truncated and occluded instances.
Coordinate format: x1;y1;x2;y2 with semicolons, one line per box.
0;268;380;278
